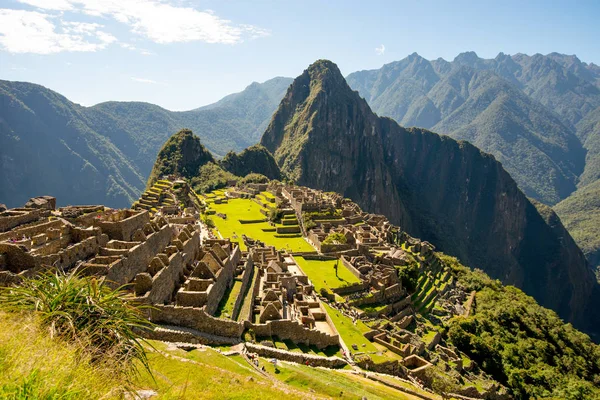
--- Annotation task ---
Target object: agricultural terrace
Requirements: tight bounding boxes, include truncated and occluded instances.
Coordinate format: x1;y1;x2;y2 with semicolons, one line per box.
323;303;402;363
203;191;315;253
294;256;361;293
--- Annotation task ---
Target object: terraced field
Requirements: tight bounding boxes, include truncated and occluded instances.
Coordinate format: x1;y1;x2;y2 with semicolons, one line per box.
202;191;314;253
411;266;453;314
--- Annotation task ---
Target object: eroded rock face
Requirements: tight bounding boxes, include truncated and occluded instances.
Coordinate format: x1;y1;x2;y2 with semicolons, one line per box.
261;59;600;339
25;196;56;210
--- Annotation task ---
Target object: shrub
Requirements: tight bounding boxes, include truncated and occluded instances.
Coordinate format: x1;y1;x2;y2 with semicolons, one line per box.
239;173;269;185
322;232;347;245
0;271;151;375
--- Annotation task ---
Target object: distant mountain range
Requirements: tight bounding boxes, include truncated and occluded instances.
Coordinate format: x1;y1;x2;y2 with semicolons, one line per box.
2;51;600;272
345;51;600;273
261;59;600;340
0;77;291;208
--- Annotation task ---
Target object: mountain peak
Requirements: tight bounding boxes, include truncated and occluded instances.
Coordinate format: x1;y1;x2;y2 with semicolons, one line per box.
453;51;481;64
147;128;214;187
306;59;345;85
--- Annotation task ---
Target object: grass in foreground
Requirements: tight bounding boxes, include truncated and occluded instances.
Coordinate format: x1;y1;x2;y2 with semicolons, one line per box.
0;271;150;373
261;359;422;400
0;311;124;399
295;256;361;293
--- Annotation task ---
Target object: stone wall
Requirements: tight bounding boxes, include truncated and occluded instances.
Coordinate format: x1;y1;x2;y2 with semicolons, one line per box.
248;319;340;349
106;224;174;286
94;210;150;241
0;209;48;233
0;219;62;242
204;246;240;315
340;255;366;280
245;343;347;368
231;257;254;321
149;305;245;338
146;251;184;304
331;282;369;295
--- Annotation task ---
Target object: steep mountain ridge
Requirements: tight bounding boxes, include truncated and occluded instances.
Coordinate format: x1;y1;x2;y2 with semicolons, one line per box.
262;59;600;339
347;54;590;204
0;77;292;208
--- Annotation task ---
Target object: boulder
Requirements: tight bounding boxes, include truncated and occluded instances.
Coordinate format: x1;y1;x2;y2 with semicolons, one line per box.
25;196;56;210
0;204;6;212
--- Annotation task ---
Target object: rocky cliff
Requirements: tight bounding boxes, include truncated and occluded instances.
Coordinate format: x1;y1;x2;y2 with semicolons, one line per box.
261;60;600;339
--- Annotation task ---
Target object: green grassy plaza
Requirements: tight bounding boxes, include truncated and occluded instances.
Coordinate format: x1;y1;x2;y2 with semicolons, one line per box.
294;256;361;293
203;193;315;253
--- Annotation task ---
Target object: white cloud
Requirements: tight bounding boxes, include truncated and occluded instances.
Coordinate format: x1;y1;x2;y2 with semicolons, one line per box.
16;0;269;45
375;44;385;56
140;49;155;56
131;77;157;84
0;9;116;54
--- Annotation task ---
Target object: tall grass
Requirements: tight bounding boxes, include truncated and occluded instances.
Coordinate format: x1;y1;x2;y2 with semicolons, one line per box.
0;311;123;399
0;271;152;376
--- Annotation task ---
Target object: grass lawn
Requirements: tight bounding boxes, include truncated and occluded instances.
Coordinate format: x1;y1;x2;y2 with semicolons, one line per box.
261;359;422;400
322;303;400;363
207;196;314;252
214;280;243;319
237;268;257;322
295;256;361;293
136;342;309;399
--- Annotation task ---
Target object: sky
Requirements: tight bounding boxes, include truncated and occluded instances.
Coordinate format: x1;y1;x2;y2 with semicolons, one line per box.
1;0;599;111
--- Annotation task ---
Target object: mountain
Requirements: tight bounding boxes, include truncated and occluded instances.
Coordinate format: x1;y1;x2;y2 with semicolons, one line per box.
347;52;593;205
262;59;600;339
219;144;282;180
555;180;600;273
0;80;145;208
147;129;282;193
0;77;292;208
146;128;215;186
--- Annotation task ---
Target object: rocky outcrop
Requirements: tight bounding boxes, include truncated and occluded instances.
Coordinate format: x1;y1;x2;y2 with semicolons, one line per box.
261;59;600;339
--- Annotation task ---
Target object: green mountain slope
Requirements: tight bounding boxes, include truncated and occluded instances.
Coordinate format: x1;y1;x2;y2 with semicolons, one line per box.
555;180;600;272
261;59;600;339
0;77;292;208
0;80;144;208
146;128;215;186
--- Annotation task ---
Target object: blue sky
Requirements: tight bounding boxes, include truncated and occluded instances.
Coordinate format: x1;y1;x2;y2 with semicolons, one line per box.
1;0;598;110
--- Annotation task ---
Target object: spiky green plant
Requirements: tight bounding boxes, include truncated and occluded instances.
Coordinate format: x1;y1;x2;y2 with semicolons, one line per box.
0;271;152;376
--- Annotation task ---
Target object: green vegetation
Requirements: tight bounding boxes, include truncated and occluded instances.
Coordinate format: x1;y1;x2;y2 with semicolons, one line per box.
220;144;282;180
322;303;400;363
206;196;314;252
147;128;215;188
0;271;150;374
0;311;124;399
215;280;243;319
238;173;269;185
445;256;600;400
322;232;347;245
261;357;421;400
555;179;600;270
294;256;360;293
396;262;419;293
191;162;238;193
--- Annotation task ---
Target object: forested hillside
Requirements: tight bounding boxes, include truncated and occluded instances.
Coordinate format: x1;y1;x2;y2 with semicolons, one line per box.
0;77;291;208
